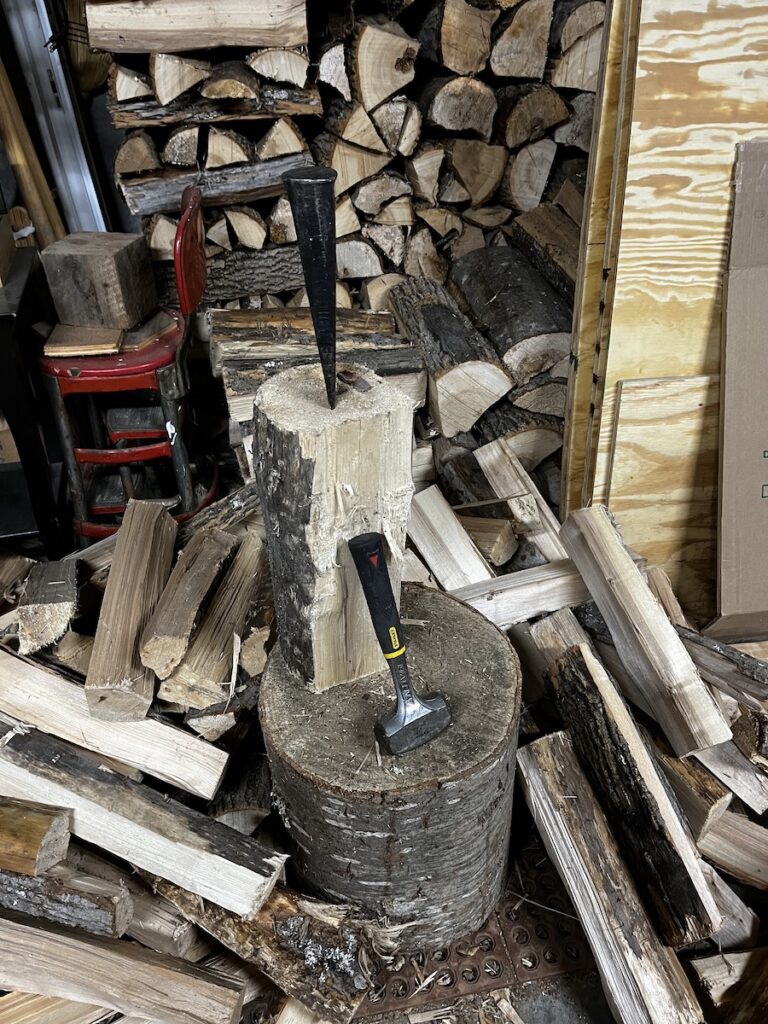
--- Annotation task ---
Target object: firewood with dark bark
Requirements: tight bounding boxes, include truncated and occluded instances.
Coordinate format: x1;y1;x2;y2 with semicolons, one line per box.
421;76;497;141
149;53;211;106
443;139;506;206
417;0;499;74
733;708;768;772
371;96;422;156
200;62;261;101
505;202;580;299
156;245;305;303
497;84;569;148
114;131;161;176
246;48;310;89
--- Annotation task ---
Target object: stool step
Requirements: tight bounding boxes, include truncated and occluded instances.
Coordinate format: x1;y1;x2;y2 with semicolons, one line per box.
106;405;166;442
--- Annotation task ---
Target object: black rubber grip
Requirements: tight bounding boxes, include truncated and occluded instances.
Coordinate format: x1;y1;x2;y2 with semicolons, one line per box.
348;533;406;658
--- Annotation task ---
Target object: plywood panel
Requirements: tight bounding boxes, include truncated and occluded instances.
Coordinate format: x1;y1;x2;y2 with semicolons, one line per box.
591;0;768;505
607;375;719;622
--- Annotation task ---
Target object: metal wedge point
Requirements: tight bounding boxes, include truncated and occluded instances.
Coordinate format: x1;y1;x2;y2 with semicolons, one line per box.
348;532;451;755
281;166;338;409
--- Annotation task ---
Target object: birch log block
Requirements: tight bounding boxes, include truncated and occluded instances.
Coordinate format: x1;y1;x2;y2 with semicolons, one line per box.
261;585;520;947
254;363;413;691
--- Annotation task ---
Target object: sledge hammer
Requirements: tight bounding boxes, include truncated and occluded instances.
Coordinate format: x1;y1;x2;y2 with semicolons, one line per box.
349;532;451;755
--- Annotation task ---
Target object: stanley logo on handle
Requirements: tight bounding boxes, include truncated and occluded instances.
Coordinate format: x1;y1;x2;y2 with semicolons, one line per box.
386;626;404;659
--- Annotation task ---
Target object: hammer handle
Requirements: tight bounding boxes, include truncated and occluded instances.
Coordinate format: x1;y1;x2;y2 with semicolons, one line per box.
348;533;406;660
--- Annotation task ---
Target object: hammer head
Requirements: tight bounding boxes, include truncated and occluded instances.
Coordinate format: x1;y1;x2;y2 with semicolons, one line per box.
375;692;451;756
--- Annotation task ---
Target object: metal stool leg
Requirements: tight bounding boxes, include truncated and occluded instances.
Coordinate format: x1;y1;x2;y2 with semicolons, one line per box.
157;364;194;512
43;375;89;528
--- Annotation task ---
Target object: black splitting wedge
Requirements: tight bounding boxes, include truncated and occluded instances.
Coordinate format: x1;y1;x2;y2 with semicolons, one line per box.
348;533;451;755
282;166;338;409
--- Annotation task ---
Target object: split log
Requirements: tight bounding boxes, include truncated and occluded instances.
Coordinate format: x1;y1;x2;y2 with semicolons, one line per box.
362;223;405;266
255;119;306;160
446;224;484;261
550;23;603;90
0;992;109;1024
518;731;704;1024
675;626;768;711
689;950;768;1011
360;273;406;310
253;364;413;692
552;0;606;52
647;567;692;628
371;97;422;156
334;196;361;237
408;485;493;588
505;202;580;299
85;502;176;721
699;860;760;951
350;19;420;111
146;213;178;260
140;528;238;679
373;195;414;225
108;87;321;130
390;276;511;435
406;144;445;204
403;227;448;282
119;152;313;216
652;745;732;841
312;133;392;196
552;175;585;224
698;811;768;891
158;536;266;710
417;0;499;74
336;238;384;278
186;676;260;743
246;49;309;89
416;205;463;237
550;644;721;946
0;648;228;798
554;92;595;151
0;865;133;938
17;561;79;655
510;377;567;417
149;53;211;106
714;951;768;1024
421;76;497;140
0;798;70;876
499;84;569;148
325;101;387;154
0;912;244;1024
200;62;260;101
206;216;232;251
287;283;353;309
0;723;285;916
695;742;768;816
208;741;271;835
225;207;267;249
490;0;554;78
560;506;731;755
463;206;510;229
444;139;506;206
438;170;471;203
457;516;518;566
114;131;160;176
110;64;153;102
352;172;411;216
268;196;298;244
501;138;556;211
317;43;351;101
733;708;768;771
206;128;254;168
156;245;305;304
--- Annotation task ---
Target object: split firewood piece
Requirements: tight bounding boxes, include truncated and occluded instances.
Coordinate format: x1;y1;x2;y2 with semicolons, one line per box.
110;64;153;102
412;444;436;491
501;138;557;211
689;950;768;1013
284;282;354;309
408;485;493;589
510;377;567;417
268;196;297;244
733;708;768;771
449;247;571;374
498;84;569;148
421;76;497;141
518;732;706;1024
334;196;361;237
200;62;261;101
0;648;228;798
646;567;692;628
416;206;463;237
371;97;422;157
560;505;732;755
0;913;245;1024
505;202;580;299
0;722;285;916
0;993;109;1024
352;172;412;216
350;19;420;111
651;743;732;842
444;139;506;207
362;223;405;267
402;549;437;587
114;131;160;176
490;0;555;78
699;811;768;891
391;277;511;436
457;516;518;567
0;863;134;938
552;0;606;52
146;214;178;261
446;224;484;262
551;644;721;947
674;627;768;710
325;100;387;154
312;133;392;196
318;42;351;101
403;228;448;284
373;196;414;226
438;170;471;204
360;273;406;310
86;501;177;721
208;732;271;834
550;23;603;90
255;118;306;160
552;176;585;225
717;950;768;1024
225;207;267;249
554;92;595;152
185;675;260;743
475;437;566;560
158;536;266;710
463;206;510;229
0;798;70;876
406;144;445;204
474;415;562;469
246;48;310;88
207;216;232;250
149;53;211;106
700;743;768;820
417;0;499;74
336;238;385;279
176;481;262;546
207;128;254;168
700;860;760;951
140;528;238;680
161;125;199;167
17;560;79;655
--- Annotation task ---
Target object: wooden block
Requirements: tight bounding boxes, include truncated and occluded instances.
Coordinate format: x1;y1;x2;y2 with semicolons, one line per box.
652;746;731;842
0;722;285;916
0;993;108;1024
408;485;493;590
43;323;124;357
699;811;768;891
17;561;79;655
458;516;519;567
699;860;760;952
0;798;69;876
452;559;591;628
85;0;308;51
0;648;228;799
41;233;157;330
694;741;768;817
86;501;177;721
0;912;245;1024
690;949;768;1013
518;731;704;1024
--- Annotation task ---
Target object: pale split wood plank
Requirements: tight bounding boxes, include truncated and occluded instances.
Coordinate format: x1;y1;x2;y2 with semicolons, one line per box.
0;992;110;1024
408;484;493;590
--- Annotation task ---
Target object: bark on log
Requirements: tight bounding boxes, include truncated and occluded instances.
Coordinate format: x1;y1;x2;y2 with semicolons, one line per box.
155;246;305;303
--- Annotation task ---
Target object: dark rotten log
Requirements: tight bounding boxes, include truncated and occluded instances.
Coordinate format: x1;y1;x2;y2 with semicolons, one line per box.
107;88;321;130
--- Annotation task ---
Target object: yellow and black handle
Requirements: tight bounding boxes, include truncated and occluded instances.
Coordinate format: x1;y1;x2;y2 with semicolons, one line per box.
348;532;406;662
